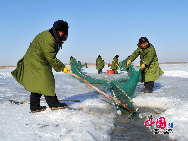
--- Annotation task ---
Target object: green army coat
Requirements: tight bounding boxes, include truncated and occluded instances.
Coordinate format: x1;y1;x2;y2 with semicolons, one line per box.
96;57;104;70
129;44;164;82
11;30;65;96
111;57;118;70
70;58;73;65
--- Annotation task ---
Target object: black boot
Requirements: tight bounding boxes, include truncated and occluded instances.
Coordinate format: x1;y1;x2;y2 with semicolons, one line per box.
51;103;68;110
45;94;67;110
45;94;59;108
141;89;153;93
141;81;154;93
141;88;147;92
30;93;47;113
31;106;47;113
98;69;102;74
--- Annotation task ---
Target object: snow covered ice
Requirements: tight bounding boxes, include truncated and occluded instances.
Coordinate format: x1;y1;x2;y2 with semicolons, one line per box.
0;67;115;141
133;64;188;141
0;64;188;141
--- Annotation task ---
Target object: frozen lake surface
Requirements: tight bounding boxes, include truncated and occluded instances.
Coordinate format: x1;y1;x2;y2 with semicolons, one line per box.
0;64;188;141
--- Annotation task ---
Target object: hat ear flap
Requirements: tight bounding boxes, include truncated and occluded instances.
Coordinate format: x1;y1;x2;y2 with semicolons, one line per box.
62;32;68;41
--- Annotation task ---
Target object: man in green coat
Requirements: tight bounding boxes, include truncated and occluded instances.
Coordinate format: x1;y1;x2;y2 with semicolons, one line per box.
70;56;73;65
127;37;164;93
11;20;70;113
85;62;88;68
111;55;119;74
96;55;104;74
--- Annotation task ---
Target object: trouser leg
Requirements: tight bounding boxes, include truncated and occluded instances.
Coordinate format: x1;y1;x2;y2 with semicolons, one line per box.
98;70;100;74
141;70;145;83
114;69;118;74
30;93;42;111
144;82;148;87
98;69;102;74
144;81;154;91
99;69;102;74
44;94;59;108
148;81;154;90
100;69;102;74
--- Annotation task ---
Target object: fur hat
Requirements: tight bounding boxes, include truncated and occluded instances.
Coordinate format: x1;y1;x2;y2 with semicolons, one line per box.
52;20;69;42
137;37;149;47
115;55;119;58
53;20;68;33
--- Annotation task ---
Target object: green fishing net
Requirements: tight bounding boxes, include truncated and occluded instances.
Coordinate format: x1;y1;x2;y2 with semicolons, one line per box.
70;57;141;119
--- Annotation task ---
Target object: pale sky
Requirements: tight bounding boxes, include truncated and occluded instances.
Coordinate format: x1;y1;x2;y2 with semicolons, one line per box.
0;0;188;65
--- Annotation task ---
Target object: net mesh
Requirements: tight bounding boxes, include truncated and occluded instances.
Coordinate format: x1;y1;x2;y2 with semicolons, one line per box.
70;57;141;119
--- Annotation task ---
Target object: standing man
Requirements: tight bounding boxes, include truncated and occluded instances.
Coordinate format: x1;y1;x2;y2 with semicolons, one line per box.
111;55;119;74
11;20;70;113
85;62;88;68
102;60;105;68
70;56;73;65
77;61;82;71
96;55;104;74
127;37;164;93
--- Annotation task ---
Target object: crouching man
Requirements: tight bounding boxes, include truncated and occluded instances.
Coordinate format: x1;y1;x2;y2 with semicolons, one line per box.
127;37;164;93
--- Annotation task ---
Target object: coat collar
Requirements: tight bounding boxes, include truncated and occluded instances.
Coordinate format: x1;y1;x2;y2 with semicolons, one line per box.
139;43;151;50
49;28;63;49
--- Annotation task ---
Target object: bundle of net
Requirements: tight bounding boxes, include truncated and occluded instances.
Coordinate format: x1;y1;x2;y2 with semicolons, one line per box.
70;57;141;118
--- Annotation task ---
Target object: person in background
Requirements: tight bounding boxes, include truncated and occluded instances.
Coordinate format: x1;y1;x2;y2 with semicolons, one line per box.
78;61;81;67
85;62;88;68
108;63;111;67
111;55;119;74
96;55;104;74
70;56;73;65
77;61;82;71
102;60;105;68
11;20;70;113
127;37;164;93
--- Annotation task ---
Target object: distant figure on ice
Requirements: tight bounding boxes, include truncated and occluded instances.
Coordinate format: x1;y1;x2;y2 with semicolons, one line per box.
96;55;105;74
108;63;111;67
11;20;70;113
111;55;119;74
70;56;73;65
77;61;82;71
78;61;81;66
127;37;164;93
85;62;88;68
102;60;105;68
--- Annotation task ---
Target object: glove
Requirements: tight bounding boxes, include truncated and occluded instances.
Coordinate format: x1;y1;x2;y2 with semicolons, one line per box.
141;64;145;69
127;60;131;66
62;66;70;74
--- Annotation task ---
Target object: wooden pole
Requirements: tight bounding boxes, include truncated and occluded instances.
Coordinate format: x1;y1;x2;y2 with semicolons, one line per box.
69;72;134;113
9;99;80;105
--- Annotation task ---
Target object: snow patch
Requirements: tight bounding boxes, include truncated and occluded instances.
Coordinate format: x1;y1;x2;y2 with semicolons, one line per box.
159;101;188;140
133;95;180;110
164;70;188;78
